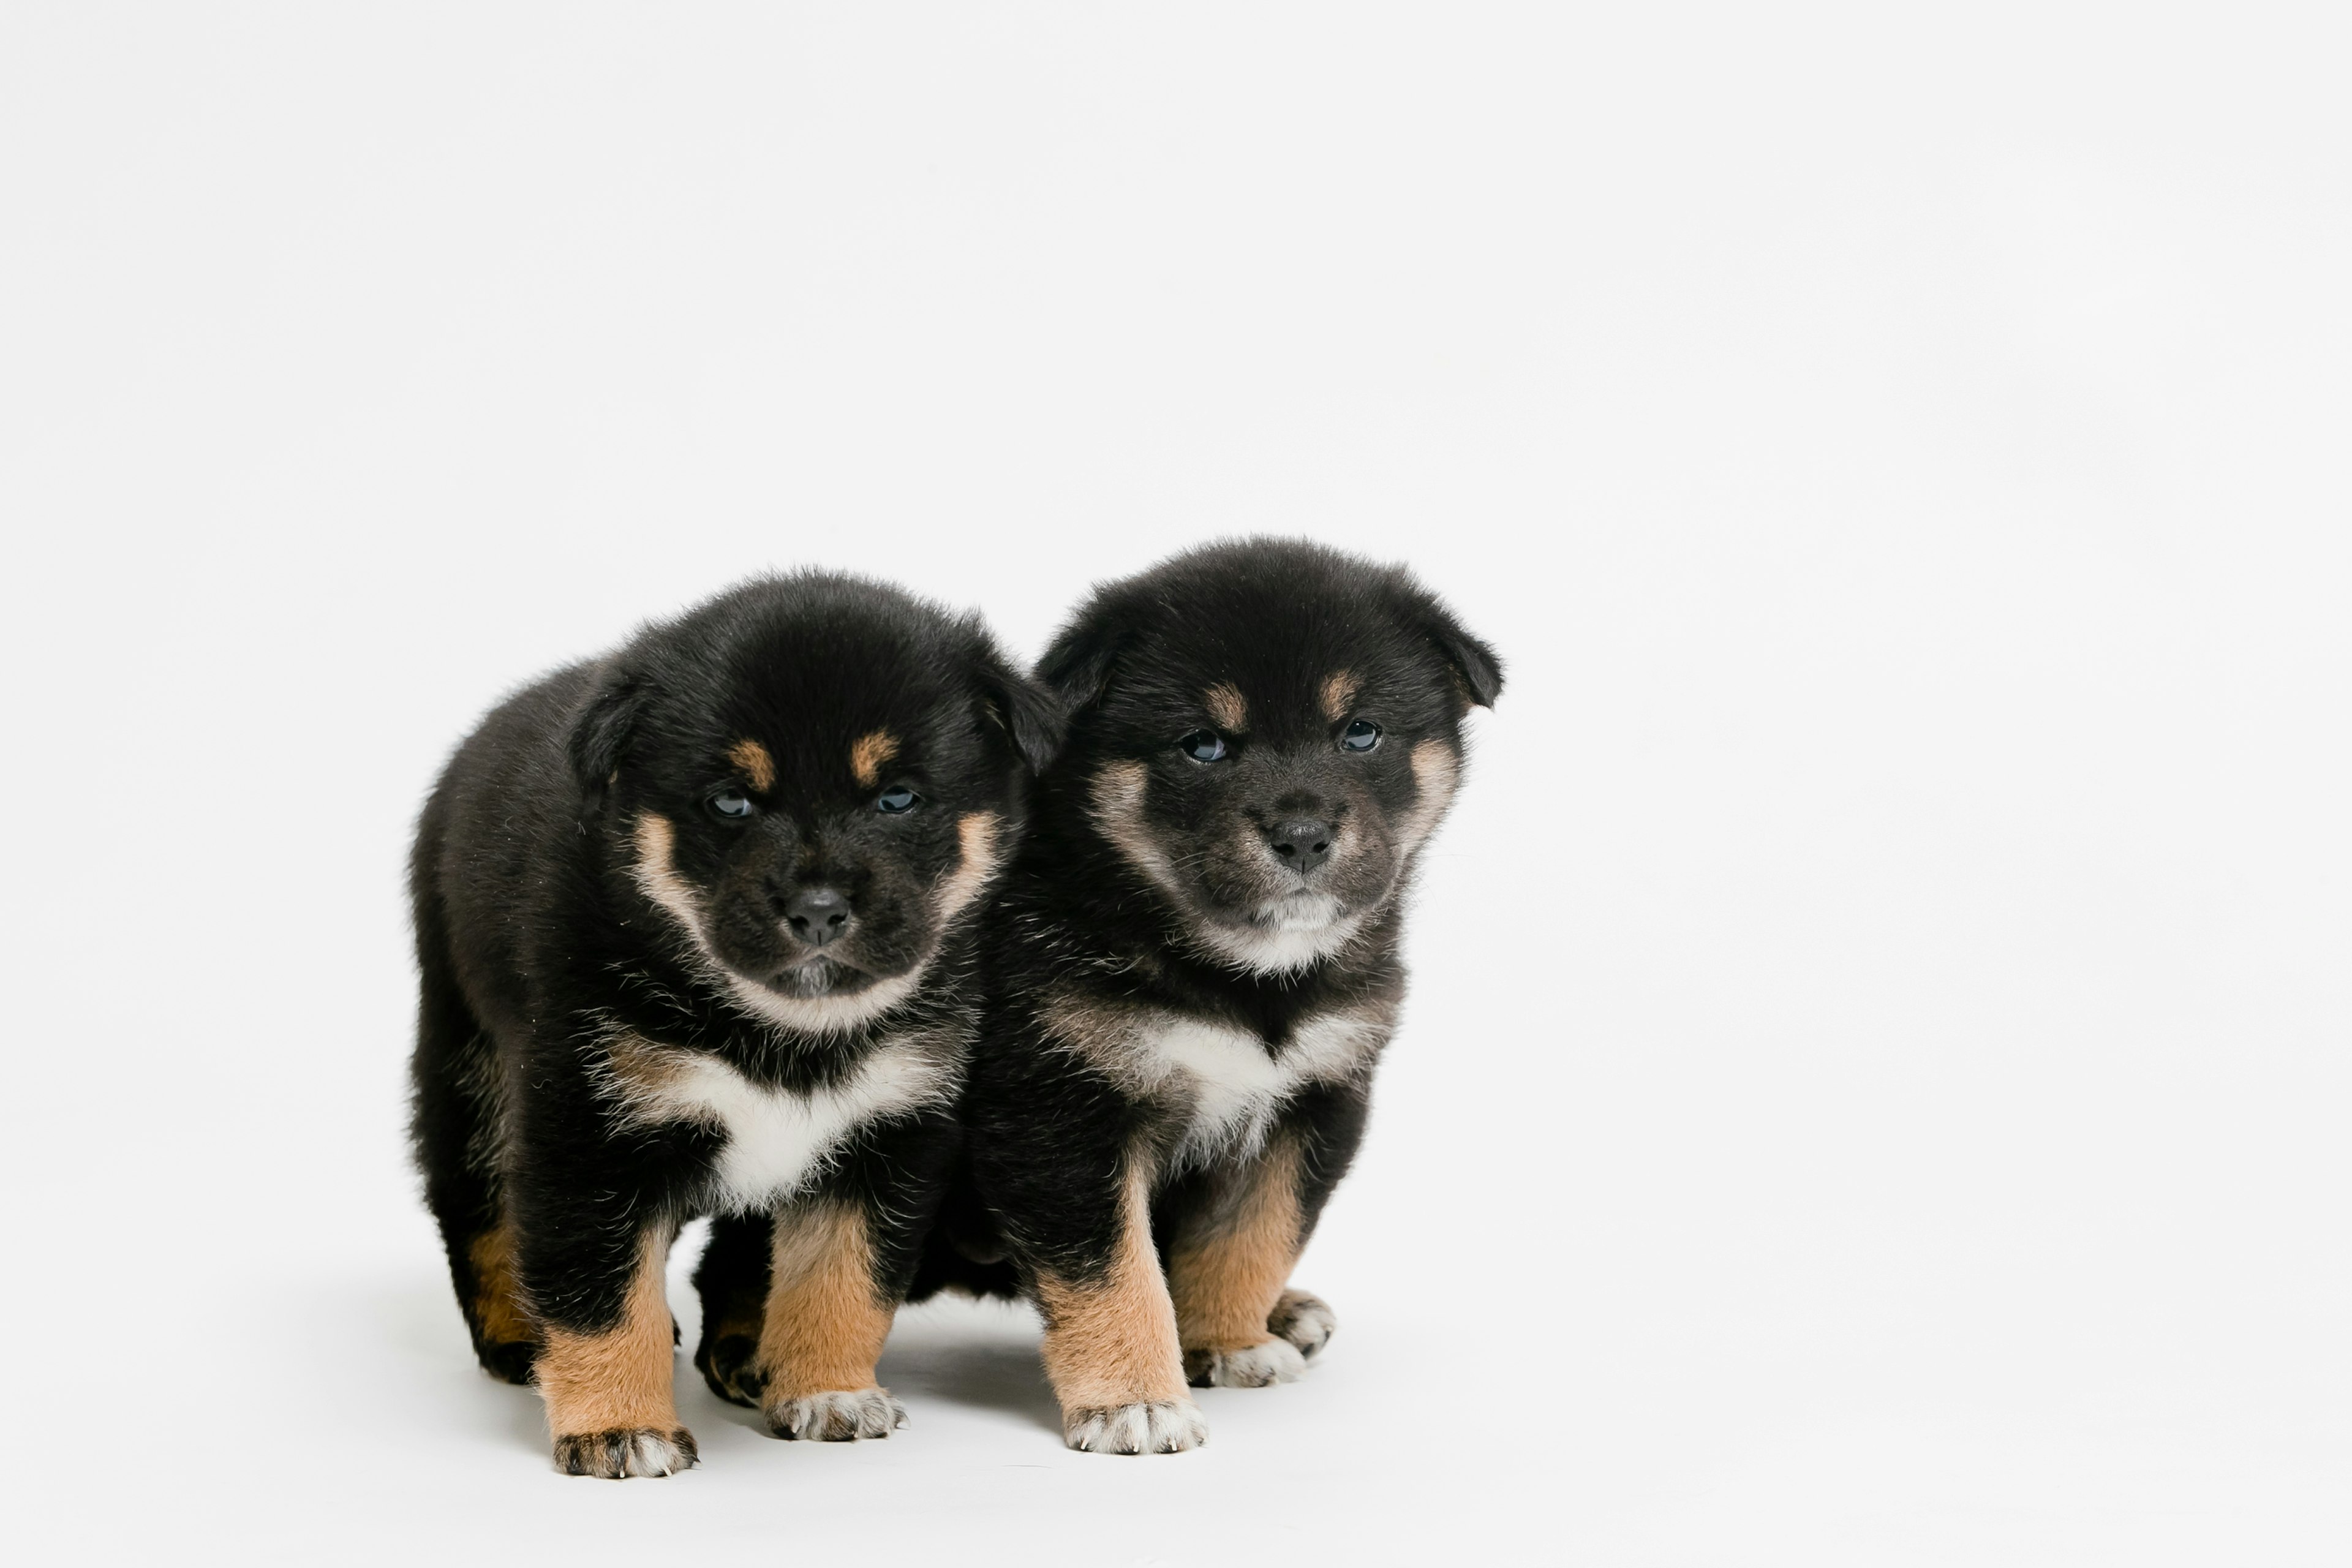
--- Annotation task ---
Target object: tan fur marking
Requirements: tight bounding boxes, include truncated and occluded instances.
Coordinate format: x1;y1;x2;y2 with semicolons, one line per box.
1089;760;1182;898
757;1202;894;1400
932;812;1003;924
1169;1140;1305;1354
633;813;693;911
1035;1163;1189;1411
1203;683;1248;733
727;738;776;792
1317;670;1361;723
598;1031;698;1115
849;729;900;788
468;1221;537;1348
1398;738;1460;854
536;1229;678;1436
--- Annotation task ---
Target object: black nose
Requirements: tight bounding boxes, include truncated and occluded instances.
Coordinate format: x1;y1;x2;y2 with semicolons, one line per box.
784;886;854;948
1267;818;1332;872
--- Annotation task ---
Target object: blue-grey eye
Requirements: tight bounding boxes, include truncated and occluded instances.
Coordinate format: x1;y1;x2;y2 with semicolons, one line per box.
876;786;919;814
1179;730;1227;763
709;790;756;820
1340;720;1382;752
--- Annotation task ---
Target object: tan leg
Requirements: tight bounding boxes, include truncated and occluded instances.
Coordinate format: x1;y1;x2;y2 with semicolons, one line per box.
535;1228;696;1479
465;1218;541;1384
1167;1137;1311;1387
1035;1163;1206;1454
756;1200;905;1440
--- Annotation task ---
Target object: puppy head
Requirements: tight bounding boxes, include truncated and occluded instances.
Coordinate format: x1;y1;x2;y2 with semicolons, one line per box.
570;573;1061;1033
1038;538;1500;973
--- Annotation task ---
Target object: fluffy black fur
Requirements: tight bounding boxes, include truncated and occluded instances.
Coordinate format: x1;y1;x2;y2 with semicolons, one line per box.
932;538;1500;1453
410;573;1057;1477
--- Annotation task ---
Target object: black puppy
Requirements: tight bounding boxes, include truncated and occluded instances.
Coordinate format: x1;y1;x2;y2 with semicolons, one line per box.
410;575;1057;1477
949;538;1501;1453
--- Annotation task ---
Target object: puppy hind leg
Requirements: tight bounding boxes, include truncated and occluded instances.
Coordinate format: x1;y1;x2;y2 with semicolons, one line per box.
691;1212;772;1408
409;938;538;1384
1267;1287;1338;1361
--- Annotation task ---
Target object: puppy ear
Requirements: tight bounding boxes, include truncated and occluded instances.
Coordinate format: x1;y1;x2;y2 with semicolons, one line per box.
1035;615;1124;716
981;662;1068;775
567;666;650;800
1412;593;1504;709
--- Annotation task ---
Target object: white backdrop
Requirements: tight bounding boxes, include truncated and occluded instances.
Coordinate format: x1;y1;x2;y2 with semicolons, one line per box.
5;5;2346;1563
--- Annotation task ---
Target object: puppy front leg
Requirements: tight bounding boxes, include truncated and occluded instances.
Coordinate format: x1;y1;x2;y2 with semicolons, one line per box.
754;1200;904;1441
1167;1136;1314;1389
1033;1162;1205;1455
532;1226;696;1479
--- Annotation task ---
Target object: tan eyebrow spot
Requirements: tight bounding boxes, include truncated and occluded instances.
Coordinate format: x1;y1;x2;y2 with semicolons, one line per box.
849;729;900;788
1203;684;1248;733
1318;671;1361;723
727;739;776;792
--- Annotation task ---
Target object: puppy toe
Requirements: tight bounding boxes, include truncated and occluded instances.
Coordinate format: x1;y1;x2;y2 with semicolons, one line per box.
766;1387;907;1441
1184;1336;1307;1389
552;1427;698;1480
1063;1400;1208;1455
1268;1288;1338;1359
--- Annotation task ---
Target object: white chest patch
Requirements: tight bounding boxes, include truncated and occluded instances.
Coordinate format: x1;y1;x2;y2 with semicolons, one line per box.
601;1036;955;1213
1049;1003;1389;1166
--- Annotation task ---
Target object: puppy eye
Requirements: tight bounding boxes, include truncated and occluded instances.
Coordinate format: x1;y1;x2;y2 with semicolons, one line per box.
1178;730;1228;764
1339;720;1382;753
709;790;756;820
876;786;921;814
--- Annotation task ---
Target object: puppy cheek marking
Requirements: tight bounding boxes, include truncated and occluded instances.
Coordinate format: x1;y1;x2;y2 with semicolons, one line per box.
1035;1164;1190;1412
1168;1140;1305;1355
1090;762;1185;899
634;813;701;925
1398;739;1460;853
726;738;776;793
758;1202;894;1401
536;1229;679;1437
932;812;1003;923
1204;684;1248;733
850;730;900;789
1317;671;1360;724
468;1219;537;1349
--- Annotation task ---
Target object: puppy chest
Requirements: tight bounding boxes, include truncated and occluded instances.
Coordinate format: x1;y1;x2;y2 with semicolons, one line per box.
609;1039;951;1210
1131;1012;1384;1156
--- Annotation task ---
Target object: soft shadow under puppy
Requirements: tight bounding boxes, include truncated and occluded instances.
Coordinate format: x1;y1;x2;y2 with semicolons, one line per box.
876;1299;1063;1436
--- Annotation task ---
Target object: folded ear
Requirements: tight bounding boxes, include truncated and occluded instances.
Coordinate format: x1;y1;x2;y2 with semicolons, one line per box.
567;665;650;801
1034;613;1125;717
1409;590;1504;709
980;658;1067;775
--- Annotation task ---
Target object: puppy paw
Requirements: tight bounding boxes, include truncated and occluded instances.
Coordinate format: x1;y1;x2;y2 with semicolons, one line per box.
1184;1336;1307;1389
1063;1400;1208;1455
1268;1288;1338;1360
552;1427;698;1479
765;1387;907;1441
696;1333;765;1409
